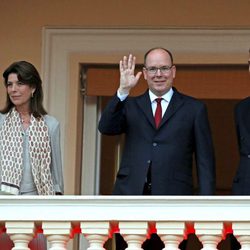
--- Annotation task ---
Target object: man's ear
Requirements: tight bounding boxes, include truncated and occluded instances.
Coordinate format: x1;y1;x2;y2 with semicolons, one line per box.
143;67;147;80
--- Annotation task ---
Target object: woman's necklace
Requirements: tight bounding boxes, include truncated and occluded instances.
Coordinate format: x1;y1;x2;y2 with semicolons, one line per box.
19;112;31;127
21;116;30;124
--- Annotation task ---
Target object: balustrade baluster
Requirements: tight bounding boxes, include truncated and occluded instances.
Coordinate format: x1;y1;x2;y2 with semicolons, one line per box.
42;221;71;250
81;221;112;250
119;221;149;250
233;222;250;250
6;221;35;250
157;221;186;250
195;222;224;250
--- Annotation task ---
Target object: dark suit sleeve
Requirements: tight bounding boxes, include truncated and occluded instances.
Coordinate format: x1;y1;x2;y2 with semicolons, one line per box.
234;104;241;152
194;103;216;195
98;94;127;135
232;99;250;194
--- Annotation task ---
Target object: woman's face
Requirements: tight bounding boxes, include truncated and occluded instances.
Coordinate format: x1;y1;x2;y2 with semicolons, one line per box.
6;73;35;111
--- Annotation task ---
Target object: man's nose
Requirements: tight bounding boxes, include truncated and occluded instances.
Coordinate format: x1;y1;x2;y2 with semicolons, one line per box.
156;68;162;76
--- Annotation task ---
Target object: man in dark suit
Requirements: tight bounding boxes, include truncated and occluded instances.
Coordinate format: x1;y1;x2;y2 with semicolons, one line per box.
231;100;250;249
98;47;215;249
232;97;250;194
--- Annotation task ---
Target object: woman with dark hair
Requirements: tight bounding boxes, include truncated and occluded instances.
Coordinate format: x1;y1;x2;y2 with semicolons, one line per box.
0;61;64;249
0;61;64;195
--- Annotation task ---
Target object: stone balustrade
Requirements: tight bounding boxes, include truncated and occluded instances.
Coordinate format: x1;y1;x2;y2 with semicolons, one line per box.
0;196;250;250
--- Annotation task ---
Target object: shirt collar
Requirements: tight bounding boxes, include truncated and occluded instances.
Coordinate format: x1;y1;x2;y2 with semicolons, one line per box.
149;88;174;103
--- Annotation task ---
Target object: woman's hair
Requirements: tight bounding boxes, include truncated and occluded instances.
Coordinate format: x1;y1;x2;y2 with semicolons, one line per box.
1;61;47;117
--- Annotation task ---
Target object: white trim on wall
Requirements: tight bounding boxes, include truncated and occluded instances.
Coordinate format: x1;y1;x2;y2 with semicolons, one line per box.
41;28;250;196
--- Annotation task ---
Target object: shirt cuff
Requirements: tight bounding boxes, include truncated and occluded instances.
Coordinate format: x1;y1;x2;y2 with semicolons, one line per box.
117;90;129;101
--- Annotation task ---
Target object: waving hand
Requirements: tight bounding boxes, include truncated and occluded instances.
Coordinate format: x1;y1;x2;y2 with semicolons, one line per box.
118;54;142;95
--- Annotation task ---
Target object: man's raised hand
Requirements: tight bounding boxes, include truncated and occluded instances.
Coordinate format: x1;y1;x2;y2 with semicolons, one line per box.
118;54;142;95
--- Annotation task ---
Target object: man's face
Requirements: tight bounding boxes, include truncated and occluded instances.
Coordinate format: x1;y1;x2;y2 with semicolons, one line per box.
143;49;176;96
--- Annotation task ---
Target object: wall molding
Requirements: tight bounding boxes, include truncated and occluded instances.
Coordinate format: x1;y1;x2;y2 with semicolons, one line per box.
42;27;250;111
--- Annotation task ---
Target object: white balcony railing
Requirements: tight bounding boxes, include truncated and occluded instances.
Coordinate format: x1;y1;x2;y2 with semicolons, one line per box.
0;196;250;250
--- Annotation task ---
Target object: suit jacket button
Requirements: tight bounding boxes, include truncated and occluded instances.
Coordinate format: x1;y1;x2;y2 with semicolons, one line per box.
147;160;151;164
153;142;157;146
248;155;250;158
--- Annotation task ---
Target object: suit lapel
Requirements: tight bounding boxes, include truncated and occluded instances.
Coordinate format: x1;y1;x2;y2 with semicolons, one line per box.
135;89;185;129
159;89;185;128
136;91;155;128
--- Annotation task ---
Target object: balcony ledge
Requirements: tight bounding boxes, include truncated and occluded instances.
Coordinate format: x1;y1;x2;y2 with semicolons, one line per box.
0;195;249;222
